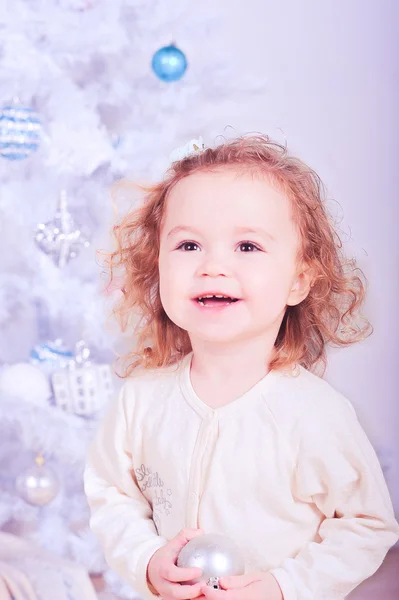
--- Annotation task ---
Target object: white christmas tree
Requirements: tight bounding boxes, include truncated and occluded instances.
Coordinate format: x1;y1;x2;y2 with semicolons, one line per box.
0;1;263;597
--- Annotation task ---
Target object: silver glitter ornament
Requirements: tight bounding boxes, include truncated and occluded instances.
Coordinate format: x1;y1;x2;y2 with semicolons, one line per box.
16;454;60;506
34;190;90;268
177;534;245;588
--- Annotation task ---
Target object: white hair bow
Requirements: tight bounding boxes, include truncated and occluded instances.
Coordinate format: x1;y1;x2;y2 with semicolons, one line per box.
169;137;205;162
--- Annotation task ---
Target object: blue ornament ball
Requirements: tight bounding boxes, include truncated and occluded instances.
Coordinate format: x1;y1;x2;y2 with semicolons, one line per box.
0;103;42;160
152;44;187;82
30;340;74;372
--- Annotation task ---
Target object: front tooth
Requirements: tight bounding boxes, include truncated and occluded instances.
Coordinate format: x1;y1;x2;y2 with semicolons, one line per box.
215;294;224;298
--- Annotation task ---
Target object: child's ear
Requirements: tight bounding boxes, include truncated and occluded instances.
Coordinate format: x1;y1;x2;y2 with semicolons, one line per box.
287;264;314;306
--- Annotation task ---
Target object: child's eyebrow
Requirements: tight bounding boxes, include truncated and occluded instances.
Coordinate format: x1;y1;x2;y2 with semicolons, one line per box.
166;225;276;242
167;225;201;239
234;226;276;243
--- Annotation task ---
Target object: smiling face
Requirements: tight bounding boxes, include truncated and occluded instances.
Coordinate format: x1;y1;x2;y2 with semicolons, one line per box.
158;168;311;348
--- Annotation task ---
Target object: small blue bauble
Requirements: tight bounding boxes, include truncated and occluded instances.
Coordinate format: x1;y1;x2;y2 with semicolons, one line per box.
151;44;187;82
0;104;42;160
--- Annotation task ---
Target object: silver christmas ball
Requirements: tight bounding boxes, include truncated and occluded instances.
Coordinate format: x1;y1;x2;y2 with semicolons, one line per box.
16;455;60;506
177;534;245;587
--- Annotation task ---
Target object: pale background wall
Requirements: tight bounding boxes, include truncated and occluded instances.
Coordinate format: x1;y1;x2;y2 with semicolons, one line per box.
192;0;398;508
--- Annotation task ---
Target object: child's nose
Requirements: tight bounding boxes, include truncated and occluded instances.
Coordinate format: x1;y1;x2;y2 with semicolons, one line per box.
197;251;231;278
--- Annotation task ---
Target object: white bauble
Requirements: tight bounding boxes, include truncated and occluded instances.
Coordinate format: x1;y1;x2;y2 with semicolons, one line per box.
177;534;245;588
0;363;51;406
16;458;59;506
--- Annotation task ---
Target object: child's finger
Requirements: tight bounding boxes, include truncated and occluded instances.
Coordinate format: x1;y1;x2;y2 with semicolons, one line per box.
200;587;228;600
201;586;250;600
160;563;202;583
219;574;261;589
168;528;204;559
175;566;203;583
164;581;203;600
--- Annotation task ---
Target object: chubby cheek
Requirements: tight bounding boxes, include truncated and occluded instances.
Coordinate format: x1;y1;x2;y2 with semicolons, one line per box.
158;261;188;323
159;267;175;309
244;264;294;311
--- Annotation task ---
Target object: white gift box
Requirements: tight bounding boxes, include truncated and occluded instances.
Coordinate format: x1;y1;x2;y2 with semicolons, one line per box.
51;364;114;417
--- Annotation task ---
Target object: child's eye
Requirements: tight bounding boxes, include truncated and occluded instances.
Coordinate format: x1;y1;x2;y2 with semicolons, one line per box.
176;241;200;252
237;242;262;252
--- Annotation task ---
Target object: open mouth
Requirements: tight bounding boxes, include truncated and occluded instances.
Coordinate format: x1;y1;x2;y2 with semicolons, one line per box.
195;294;240;306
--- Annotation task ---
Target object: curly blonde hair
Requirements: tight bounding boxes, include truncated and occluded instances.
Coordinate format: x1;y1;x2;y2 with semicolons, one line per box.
106;134;371;377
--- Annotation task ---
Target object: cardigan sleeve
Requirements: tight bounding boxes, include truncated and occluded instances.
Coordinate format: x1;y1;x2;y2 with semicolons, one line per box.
269;395;399;600
84;383;167;599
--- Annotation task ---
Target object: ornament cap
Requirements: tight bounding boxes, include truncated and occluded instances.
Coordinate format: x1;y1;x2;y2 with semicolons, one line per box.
35;453;45;467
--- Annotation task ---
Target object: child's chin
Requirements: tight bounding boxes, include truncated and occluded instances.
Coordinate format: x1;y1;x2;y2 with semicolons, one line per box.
189;328;243;345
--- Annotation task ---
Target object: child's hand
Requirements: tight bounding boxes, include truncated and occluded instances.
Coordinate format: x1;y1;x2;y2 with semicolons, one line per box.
201;572;283;600
147;528;205;599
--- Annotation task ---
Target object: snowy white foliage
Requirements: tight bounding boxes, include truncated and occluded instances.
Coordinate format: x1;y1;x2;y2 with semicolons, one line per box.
0;0;265;596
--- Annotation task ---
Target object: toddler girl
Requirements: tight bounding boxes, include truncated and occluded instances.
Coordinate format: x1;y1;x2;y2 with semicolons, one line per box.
84;135;399;600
